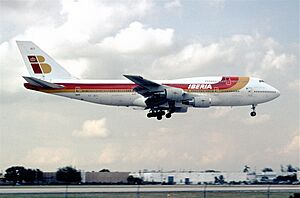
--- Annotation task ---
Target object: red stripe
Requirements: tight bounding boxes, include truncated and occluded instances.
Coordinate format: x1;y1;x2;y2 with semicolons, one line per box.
31;63;42;74
60;84;137;89
25;76;242;91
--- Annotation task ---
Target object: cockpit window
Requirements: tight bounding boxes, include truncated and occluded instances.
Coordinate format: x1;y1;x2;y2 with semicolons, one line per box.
259;80;264;82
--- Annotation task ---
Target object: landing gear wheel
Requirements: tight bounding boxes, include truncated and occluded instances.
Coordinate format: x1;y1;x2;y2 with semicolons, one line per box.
147;112;156;118
165;113;172;118
147;109;167;120
250;104;257;117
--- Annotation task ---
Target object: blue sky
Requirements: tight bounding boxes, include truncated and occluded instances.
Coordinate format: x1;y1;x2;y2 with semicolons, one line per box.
145;0;299;44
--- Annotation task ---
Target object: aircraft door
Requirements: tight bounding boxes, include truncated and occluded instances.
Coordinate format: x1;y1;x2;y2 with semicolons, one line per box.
247;87;253;96
214;87;219;95
75;87;81;96
225;77;231;85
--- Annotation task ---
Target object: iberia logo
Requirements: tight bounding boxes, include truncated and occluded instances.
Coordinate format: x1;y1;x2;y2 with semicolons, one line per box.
27;55;52;74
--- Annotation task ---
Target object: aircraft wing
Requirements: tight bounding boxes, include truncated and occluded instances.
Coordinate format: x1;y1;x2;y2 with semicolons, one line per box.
123;75;161;88
124;75;189;110
123;75;166;97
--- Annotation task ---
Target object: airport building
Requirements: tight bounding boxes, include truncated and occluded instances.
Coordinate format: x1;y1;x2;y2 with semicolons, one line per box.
297;171;300;181
41;171;130;184
131;171;249;184
42;172;57;184
82;171;130;184
40;170;282;184
255;171;277;182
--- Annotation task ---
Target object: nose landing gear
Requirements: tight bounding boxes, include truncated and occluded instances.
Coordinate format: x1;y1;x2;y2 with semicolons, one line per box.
250;104;257;117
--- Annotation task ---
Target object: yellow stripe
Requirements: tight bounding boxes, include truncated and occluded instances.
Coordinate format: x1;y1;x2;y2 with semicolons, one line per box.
223;77;249;91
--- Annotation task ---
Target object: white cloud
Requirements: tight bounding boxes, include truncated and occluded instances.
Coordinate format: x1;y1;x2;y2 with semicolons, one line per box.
59;58;89;78
98;21;174;54
209;0;225;9
23;147;73;168
164;0;182;9
14;1;152;48
288;79;300;90
0;0;154;89
0;0;64;42
210;107;233;118
207;132;225;144
72;118;109;138
200;150;226;165
243;114;271;125
56;0;152;43
98;145;120;165
151;34;297;78
0;41;28;93
280;132;300;154
261;50;295;71
95;127;174;167
197;132;228;165
122;147;169;164
152;43;224;74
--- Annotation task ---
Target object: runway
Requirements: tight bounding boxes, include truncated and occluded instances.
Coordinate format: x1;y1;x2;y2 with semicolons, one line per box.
0;185;299;194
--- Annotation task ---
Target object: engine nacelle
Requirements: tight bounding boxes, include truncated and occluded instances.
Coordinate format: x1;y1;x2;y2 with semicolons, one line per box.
164;88;184;101
183;97;211;108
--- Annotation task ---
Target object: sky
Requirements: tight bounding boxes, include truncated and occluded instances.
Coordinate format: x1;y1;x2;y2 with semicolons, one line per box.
0;0;299;173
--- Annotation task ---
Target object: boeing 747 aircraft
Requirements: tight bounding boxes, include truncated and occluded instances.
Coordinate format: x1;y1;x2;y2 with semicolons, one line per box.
17;41;280;120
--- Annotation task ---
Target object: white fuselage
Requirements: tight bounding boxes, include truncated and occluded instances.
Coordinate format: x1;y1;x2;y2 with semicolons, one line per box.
47;77;279;109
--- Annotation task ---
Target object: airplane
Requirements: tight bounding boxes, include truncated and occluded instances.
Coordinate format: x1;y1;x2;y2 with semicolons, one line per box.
17;41;280;120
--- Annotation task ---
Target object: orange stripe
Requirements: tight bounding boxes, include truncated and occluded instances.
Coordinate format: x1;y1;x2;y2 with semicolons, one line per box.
222;77;249;91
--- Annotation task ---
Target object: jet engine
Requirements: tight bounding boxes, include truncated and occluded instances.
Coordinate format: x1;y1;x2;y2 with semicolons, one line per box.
145;87;185;107
164;87;184;101
182;96;211;108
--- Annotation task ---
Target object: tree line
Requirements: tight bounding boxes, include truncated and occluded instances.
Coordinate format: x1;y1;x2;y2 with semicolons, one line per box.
4;166;43;184
3;166;81;185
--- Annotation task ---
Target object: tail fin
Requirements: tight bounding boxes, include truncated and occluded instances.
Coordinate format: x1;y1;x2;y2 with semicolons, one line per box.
16;41;74;81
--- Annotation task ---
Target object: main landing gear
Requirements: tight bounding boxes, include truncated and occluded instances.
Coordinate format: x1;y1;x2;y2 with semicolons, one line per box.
250;104;257;117
147;110;173;120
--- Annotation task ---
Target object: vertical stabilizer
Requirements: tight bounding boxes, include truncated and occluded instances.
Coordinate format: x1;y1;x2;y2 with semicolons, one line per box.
16;41;74;81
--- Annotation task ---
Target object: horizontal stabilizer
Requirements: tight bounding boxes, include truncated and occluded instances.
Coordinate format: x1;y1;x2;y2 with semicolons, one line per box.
23;76;64;89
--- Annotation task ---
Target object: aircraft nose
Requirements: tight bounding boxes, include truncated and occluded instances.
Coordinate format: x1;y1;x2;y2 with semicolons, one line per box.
273;88;280;98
